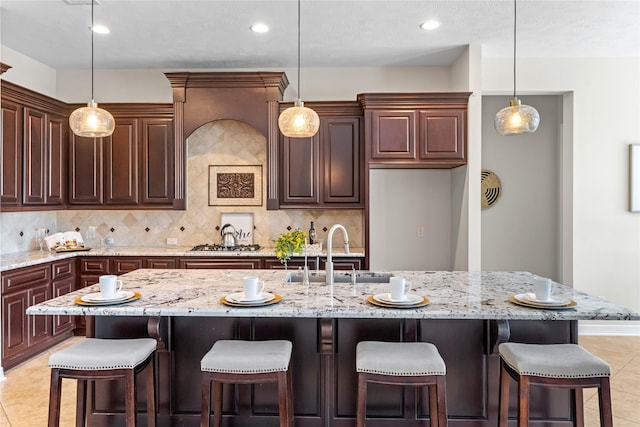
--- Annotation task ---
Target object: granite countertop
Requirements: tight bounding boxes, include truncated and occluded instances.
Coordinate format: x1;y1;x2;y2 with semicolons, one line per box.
0;246;365;272
26;269;639;321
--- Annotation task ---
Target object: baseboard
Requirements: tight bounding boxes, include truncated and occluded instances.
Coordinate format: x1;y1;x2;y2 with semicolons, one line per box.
0;367;5;382
579;321;640;336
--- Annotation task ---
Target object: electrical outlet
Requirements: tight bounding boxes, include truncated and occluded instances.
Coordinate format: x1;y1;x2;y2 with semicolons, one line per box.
417;225;424;238
166;237;178;246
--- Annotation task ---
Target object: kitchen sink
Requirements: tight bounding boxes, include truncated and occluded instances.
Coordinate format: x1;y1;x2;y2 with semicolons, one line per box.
285;271;392;284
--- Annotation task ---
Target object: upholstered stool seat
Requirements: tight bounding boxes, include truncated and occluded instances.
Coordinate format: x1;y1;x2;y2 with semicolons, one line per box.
200;340;294;427
498;343;612;427
48;338;157;427
356;341;448;427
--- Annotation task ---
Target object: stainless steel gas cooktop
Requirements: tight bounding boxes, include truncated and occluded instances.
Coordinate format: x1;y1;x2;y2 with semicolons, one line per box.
190;243;261;252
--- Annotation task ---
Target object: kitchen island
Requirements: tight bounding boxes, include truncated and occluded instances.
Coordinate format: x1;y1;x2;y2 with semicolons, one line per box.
27;269;638;427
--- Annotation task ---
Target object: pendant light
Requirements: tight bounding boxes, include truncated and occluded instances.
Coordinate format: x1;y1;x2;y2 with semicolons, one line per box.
69;0;115;138
278;0;320;138
494;0;540;136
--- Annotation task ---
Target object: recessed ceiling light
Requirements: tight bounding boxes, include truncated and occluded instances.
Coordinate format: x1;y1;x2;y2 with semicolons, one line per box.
420;20;440;30
250;23;269;33
91;24;110;34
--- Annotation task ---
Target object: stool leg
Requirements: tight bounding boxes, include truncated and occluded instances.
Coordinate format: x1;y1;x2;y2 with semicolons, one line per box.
498;361;509;427
125;370;136;427
213;380;223;427
356;373;367;427
201;373;211;427
435;376;448;427
428;384;438;427
75;378;87;427
286;369;295;427
48;369;62;427
277;371;290;427
598;377;613;427
517;376;530;427
146;360;156;427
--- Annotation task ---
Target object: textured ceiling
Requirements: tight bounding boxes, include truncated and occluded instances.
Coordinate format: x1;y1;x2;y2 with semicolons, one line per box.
1;0;638;70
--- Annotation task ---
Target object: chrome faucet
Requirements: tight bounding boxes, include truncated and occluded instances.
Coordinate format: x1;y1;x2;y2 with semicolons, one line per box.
326;224;350;286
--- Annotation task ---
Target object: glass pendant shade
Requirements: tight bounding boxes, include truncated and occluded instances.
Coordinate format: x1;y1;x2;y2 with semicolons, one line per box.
69;100;116;138
494;97;540;136
278;100;320;138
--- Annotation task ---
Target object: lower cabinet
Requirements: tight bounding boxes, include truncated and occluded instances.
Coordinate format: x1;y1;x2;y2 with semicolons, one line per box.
1;259;75;370
177;257;262;269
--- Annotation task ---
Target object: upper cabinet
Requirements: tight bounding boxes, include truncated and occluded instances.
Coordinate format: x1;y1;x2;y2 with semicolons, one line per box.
278;102;364;209
68;105;174;209
1;81;67;211
358;93;471;168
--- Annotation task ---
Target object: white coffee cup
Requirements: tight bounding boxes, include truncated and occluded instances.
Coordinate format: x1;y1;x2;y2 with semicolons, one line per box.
390;277;412;301
243;276;265;300
533;277;552;301
99;275;123;299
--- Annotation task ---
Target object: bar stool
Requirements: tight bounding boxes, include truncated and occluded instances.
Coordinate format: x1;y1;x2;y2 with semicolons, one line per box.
200;340;294;427
498;342;612;427
356;341;448;427
48;337;157;427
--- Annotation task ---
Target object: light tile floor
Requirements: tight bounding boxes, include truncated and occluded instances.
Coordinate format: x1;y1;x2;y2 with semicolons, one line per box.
0;336;637;426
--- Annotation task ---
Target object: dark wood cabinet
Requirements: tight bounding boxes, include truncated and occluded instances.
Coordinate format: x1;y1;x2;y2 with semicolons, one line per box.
278;102;363;208
143;257;177;269
68;106;174;209
1;98;22;208
359;93;471;168
1;82;67;210
263;257;320;270
319;256;363;271
1;261;74;370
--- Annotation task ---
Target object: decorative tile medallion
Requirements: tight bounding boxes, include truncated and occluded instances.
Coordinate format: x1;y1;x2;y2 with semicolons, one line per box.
209;165;262;206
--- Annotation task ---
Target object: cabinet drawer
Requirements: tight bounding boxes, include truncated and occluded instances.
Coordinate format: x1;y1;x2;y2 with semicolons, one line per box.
177;257;262;269
143;257;177;269
51;259;75;280
112;258;143;274
1;264;50;293
79;258;110;274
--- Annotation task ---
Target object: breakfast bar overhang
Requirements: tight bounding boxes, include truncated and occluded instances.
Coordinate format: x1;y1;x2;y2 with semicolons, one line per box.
27;269;639;427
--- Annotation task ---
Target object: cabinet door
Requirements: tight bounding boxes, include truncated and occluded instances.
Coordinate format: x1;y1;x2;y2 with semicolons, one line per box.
263;257;319;270
105;119;139;205
69;134;103;204
28;282;51;347
22;107;46;204
281;134;320;204
1;99;22;208
52;277;75;336
322;117;361;204
418;109;465;163
2;291;29;362
141;118;174;205
46;114;66;205
368;110;416;160
319;257;363;271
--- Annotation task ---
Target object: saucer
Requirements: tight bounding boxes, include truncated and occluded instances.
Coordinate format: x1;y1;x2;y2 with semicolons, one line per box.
221;293;282;307
515;293;571;307
367;294;429;308
374;293;423;305
81;290;135;303
75;292;141;306
226;292;275;304
509;294;577;310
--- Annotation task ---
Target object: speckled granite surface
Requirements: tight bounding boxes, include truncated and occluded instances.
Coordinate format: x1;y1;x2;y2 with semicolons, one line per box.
0;247;364;272
26;269;639;321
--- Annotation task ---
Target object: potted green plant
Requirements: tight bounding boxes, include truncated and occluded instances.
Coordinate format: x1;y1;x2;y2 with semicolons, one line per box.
274;229;307;268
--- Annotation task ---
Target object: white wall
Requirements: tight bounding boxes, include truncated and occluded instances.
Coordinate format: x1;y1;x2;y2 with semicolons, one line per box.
484;57;640;314
0;46;57;97
54;66;453;103
481;95;560;280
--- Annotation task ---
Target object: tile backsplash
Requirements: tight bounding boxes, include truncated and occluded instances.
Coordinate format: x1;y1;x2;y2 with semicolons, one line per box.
0;119;363;255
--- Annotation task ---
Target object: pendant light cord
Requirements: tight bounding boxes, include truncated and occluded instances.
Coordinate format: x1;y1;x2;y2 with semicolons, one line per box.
512;0;517;99
91;0;95;101
297;0;301;101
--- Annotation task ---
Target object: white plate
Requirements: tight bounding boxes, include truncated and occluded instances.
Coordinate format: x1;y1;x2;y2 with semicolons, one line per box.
373;293;423;305
515;293;571;307
81;290;135;303
226;292;275;304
